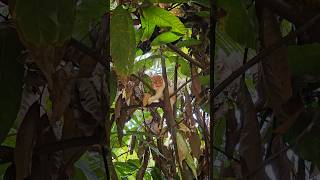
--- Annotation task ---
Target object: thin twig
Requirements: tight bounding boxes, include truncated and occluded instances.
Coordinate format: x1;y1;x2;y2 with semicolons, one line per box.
213;14;320;98
167;43;206;70
160;46;183;175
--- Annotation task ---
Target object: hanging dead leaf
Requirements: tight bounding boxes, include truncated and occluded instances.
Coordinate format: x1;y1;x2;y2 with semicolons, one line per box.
14;102;40;180
116;96;136;145
176;132;189;167
188;132;202;160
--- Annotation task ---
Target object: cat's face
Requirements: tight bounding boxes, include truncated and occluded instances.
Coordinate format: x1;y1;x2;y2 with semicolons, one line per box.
151;75;164;89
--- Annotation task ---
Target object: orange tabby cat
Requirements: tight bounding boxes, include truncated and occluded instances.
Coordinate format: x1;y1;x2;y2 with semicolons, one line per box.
143;75;176;108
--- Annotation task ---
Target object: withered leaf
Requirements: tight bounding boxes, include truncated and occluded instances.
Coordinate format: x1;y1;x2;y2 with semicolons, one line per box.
188;131;202;160
14;102;40;180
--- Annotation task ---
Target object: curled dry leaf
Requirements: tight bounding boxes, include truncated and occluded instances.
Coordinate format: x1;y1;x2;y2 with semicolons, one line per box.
176;132;189;167
258;8;292;125
14;102;40;180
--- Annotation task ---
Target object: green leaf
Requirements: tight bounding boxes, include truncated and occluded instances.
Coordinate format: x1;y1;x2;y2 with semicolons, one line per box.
288;43;320;76
218;0;258;49
199;75;210;86
151;31;181;46
111;6;136;76
0;25;24;144
133;58;154;73
178;58;191;77
114;159;140;176
70;166;87;180
73;0;108;42
14;0;76;46
176;39;201;48
141;15;156;41
185;153;197;179
142;6;186;35
212;117;226;161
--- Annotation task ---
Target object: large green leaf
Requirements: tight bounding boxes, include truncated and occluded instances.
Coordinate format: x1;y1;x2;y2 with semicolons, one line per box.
288;43;320;76
73;0;108;42
114;159;140;177
111;6;136;76
142;6;186;35
14;0;76;46
0;25;24;144
151;31;181;46
218;0;258;49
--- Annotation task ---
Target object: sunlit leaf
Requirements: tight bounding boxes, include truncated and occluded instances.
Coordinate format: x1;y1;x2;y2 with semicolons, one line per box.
151;31;181;46
142;6;186;35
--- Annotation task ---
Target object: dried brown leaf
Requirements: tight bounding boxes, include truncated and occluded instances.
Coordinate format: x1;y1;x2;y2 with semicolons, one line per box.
237;81;266;179
188;131;202;160
14;102;40;180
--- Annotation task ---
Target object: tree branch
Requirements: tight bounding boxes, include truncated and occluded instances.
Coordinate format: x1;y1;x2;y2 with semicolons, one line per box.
167;43;207;70
213;14;320;98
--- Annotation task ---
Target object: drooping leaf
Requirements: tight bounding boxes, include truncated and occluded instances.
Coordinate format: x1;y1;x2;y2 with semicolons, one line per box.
176;132;189;166
218;0;257;49
140;15;156;41
185;153;198;179
0;25;24;144
151;31;181;46
188;132;202;160
14;0;76;46
73;0;108;42
111;6;136;76
114;159;140;177
14;102;40;180
142;6;186;35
